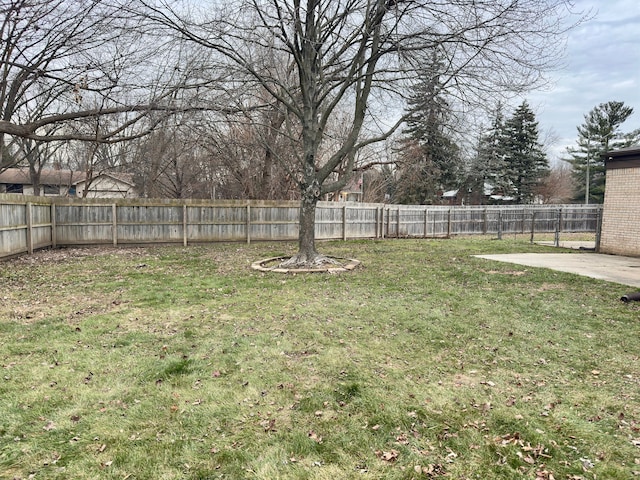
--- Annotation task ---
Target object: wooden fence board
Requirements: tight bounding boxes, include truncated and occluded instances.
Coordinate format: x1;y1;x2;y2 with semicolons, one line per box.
31;204;52;250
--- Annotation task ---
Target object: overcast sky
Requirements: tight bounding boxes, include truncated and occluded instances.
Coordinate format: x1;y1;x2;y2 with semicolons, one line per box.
524;0;640;162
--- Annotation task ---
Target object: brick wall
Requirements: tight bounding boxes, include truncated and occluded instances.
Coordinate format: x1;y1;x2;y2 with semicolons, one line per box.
599;166;640;256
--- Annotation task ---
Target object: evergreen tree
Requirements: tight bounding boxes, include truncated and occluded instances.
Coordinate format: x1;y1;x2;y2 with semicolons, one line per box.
466;104;508;203
502;100;548;203
565;101;638;203
394;54;461;204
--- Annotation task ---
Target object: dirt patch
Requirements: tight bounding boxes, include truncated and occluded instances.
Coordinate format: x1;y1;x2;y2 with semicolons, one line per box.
6;246;146;265
482;269;528;276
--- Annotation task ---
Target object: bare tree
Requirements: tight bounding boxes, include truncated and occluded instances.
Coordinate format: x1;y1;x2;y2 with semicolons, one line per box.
129;121;210;198
536;162;575;204
0;0;236;178
196;99;301;200
134;0;582;265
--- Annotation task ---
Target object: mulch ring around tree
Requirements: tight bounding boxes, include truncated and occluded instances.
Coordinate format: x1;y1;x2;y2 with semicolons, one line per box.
251;256;361;274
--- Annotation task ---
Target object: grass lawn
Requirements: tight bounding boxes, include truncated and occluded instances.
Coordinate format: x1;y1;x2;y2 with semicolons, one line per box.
1;238;639;479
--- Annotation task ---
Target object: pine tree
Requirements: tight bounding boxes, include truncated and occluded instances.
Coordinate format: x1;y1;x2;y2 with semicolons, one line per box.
502;101;548;203
466;104;508;203
565;101;638;203
395;55;461;204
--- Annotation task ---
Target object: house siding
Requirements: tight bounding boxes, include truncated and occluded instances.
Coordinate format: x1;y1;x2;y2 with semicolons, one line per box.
75;176;136;198
599;164;640;256
0;169;135;198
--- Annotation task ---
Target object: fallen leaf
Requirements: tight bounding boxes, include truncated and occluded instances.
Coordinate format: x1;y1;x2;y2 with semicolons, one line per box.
419;464;446;475
261;418;276;432
43;421;56;431
308;430;322;443
375;449;399;462
535;466;555;480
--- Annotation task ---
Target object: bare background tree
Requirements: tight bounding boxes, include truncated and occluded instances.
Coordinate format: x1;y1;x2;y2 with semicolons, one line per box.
131;0;582;266
0;0;234;186
536;162;575;204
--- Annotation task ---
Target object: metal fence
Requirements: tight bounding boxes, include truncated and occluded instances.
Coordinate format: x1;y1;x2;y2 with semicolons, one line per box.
0;193;602;260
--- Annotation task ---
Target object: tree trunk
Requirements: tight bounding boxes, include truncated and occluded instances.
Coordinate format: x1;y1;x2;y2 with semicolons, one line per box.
297;188;319;261
29;164;41;197
280;178;336;268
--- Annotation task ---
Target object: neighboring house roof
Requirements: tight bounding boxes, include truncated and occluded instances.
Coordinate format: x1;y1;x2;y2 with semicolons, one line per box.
73;172;135;187
0;168;134;187
489;195;515;202
0;168;82;185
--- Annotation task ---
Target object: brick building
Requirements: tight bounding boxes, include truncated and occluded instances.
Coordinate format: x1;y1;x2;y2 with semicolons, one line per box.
599;146;640;256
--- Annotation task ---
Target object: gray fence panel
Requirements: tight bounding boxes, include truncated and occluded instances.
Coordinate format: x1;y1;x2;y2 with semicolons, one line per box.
31;204;52;250
345;205;378;239
0;193;603;260
56;204;114;244
0;202;27;256
188;206;246;242
117;205;184;243
249;206;299;241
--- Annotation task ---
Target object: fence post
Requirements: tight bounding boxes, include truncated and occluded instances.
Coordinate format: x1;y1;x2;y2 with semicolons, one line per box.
554;208;562;247
26;202;33;254
396;207;401;238
530;211;536;244
497;210;503;240
482;208;488;235
50;203;57;249
424;208;429;238
383;208;387;238
595;206;602;252
246;204;251;244
183;204;188;247
112;204;118;246
373;207;377;238
447;209;452;237
342;204;347;241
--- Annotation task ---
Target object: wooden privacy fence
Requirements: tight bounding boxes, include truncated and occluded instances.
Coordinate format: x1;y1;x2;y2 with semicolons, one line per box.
0;193;602;260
